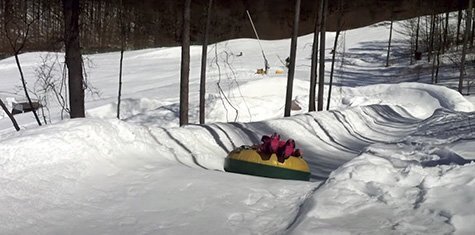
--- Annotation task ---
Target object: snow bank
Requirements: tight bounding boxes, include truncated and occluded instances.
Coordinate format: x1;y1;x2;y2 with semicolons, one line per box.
1;104;473;234
290;110;475;234
340;83;474;119
0;118;317;234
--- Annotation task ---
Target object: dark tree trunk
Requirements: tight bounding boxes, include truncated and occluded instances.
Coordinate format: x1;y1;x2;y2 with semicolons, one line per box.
428;14;436;62
327;30;340;110
199;0;213;124
117;0;125;119
3;0;42;126
431;15;438;84
442;12;449;53
284;0;301;117
317;0;327;111
459;0;473;94
386;20;393;67
14;54;42;126
471;8;475;48
457;9;462;45
0;98;20;131
180;0;191;126
63;0;85;118
415;16;420;54
309;0;323;112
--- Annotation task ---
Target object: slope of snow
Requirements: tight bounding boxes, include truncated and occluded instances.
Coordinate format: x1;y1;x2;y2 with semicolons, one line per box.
290;110;475;234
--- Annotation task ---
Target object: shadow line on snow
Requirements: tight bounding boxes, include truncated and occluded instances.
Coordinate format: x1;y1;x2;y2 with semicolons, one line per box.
163;128;208;170
198;124;232;153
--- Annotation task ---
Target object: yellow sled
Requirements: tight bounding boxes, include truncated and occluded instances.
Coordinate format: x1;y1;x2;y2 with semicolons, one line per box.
224;147;310;181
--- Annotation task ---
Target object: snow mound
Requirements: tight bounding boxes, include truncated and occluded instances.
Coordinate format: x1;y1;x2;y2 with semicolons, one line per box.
291;111;475;234
0;118;317;234
340;83;474;119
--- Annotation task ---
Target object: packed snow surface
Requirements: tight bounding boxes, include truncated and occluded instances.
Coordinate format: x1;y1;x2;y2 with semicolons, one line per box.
1;21;474;234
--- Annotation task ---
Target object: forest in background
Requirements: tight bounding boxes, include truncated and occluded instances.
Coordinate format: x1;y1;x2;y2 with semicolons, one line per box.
1;0;469;57
0;0;473;129
0;0;222;56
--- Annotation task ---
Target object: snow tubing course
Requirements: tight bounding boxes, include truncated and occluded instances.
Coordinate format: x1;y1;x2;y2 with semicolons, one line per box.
224;148;311;181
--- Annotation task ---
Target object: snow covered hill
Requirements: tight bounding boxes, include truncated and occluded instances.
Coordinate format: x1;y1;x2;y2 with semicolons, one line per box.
0;21;474;234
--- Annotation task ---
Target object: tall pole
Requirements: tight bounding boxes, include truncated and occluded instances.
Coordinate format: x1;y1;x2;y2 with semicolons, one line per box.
284;0;301;117
246;10;269;73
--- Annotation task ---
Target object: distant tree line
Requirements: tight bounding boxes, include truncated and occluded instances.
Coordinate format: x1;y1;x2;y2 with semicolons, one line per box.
1;0;469;57
0;0;201;56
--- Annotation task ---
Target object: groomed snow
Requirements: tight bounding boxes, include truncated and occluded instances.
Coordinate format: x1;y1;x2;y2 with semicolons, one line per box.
0;21;474;234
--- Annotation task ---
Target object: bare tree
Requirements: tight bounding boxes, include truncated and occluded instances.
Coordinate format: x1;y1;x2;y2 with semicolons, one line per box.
180;0;191;126
415;16;421;59
472;7;475;48
309;0;323;112
0;98;20;131
327;1;344;111
386;19;394;67
199;0;213;124
459;0;473;94
457;9;463;46
4;1;42;126
63;0;85;118
442;12;449;53
428;14;436;62
284;0;301;117
327;30;340;110
117;0;126;119
317;0;327;111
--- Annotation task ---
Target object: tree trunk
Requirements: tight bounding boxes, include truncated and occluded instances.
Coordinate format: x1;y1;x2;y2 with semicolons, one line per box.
179;0;191;126
457;9;462;46
428;14;435;62
284;0;301;117
0;98;20;131
459;0;473;94
442;12;449;53
386;20;393;67
63;0;85;118
14;54;43;126
327;30;340;110
199;0;213;124
317;0;327;111
471;8;475;48
117;0;125;119
431;15;438;84
415;16;420;56
309;0;323;112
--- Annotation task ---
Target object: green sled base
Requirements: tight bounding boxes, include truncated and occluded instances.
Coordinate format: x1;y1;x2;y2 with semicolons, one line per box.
224;158;310;181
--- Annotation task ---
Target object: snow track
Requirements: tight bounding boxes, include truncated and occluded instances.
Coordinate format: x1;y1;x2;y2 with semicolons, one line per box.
2;99;473;234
